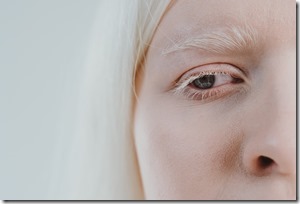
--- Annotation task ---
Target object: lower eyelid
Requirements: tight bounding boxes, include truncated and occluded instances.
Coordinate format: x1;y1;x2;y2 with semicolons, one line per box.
173;83;247;103
187;86;231;101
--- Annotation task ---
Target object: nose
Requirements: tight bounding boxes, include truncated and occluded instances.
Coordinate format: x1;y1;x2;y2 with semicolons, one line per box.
242;124;296;177
241;112;296;198
242;95;296;177
241;49;296;197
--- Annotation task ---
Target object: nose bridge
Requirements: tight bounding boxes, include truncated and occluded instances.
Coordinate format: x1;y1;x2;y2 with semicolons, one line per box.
247;54;295;137
266;48;296;137
253;48;296;138
271;50;296;116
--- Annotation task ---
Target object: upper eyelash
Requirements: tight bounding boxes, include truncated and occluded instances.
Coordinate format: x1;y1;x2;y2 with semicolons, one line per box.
174;71;231;92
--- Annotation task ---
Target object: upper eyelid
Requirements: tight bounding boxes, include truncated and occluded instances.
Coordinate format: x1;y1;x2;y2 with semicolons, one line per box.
179;71;232;83
179;63;248;80
176;63;247;82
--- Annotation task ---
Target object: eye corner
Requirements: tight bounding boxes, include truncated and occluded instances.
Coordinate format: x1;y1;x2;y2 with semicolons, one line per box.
231;76;244;84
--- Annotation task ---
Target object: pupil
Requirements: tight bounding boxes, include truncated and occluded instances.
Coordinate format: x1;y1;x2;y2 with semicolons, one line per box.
193;75;215;89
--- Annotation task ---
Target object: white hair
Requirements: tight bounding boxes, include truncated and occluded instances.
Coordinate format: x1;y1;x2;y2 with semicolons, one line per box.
50;0;171;200
162;24;259;55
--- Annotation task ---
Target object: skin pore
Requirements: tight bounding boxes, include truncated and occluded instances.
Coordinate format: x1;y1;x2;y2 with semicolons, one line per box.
134;0;295;200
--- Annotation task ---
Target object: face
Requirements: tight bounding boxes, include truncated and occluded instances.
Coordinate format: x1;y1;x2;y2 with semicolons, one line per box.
134;0;296;200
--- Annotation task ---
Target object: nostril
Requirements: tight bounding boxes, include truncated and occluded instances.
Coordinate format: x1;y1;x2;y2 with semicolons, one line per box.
258;156;274;169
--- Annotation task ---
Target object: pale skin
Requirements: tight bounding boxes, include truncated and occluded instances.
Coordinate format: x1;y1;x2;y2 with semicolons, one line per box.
134;0;296;200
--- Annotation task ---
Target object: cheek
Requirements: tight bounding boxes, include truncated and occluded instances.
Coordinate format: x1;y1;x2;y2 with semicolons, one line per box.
134;95;244;199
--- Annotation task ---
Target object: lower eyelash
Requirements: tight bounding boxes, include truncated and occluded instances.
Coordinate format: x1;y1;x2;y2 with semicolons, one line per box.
173;86;223;101
172;83;246;102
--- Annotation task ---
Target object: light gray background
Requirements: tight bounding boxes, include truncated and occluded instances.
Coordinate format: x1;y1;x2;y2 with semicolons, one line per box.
0;0;100;199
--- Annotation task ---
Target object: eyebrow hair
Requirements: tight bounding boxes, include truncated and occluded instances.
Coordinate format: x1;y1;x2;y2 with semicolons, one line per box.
161;24;259;56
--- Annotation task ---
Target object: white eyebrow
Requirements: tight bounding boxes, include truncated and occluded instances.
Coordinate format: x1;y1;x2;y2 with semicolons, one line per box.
161;24;259;55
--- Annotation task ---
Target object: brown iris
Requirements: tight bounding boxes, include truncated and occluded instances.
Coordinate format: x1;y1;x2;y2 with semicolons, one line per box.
192;75;215;89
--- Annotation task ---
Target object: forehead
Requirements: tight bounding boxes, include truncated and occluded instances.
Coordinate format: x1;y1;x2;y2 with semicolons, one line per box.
153;0;295;49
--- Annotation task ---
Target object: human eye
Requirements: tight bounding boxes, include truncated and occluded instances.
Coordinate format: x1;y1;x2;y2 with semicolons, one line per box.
171;63;248;103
